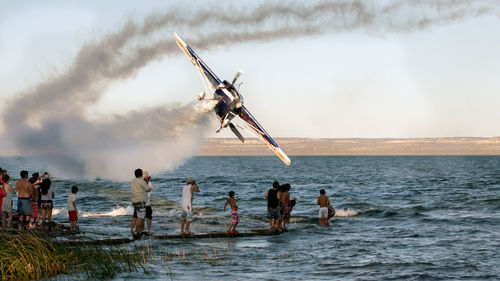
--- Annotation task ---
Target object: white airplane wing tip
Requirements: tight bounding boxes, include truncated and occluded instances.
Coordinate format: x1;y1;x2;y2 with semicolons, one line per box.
276;147;291;166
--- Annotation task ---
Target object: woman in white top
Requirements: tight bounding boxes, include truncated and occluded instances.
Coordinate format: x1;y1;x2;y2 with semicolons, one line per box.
1;175;15;230
39;175;54;228
143;171;155;235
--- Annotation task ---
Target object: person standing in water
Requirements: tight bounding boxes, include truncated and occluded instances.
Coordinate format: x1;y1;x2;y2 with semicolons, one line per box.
39;173;54;229
68;186;79;230
224;191;239;234
1;175;15;230
180;177;199;235
265;181;280;229
29;172;41;228
280;184;294;230
16;170;33;230
130;169;150;238
317;189;330;226
143;171;154;236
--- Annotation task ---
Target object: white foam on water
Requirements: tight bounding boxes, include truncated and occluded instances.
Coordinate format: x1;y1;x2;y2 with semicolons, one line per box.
79;206;183;218
52;207;66;217
334;208;360;217
152;209;179;218
81;205;133;217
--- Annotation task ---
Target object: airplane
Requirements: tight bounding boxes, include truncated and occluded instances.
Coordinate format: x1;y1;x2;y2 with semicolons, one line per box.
174;33;291;166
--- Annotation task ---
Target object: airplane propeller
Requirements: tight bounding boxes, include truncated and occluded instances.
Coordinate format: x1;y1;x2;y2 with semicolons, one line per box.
231;69;244;85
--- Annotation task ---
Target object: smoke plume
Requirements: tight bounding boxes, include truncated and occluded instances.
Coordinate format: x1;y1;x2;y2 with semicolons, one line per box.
1;0;498;180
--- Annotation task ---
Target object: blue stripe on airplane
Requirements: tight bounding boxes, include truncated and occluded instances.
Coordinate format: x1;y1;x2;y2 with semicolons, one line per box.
240;106;279;148
186;45;221;87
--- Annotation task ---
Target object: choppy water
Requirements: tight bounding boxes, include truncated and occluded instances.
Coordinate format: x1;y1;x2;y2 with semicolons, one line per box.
2;156;499;280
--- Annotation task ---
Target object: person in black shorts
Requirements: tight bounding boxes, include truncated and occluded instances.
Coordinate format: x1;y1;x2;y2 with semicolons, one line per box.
265;181;280;229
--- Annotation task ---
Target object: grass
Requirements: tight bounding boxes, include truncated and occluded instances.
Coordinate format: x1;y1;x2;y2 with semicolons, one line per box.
0;232;297;280
0;232;145;280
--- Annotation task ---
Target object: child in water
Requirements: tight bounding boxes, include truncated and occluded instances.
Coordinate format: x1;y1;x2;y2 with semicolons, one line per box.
224;191;239;234
68;186;78;230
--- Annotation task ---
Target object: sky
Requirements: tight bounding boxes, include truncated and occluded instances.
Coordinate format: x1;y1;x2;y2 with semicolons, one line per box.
1;0;500;178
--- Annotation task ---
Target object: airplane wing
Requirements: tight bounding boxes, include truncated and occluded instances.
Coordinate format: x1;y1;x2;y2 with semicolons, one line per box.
238;106;291;166
174;33;221;91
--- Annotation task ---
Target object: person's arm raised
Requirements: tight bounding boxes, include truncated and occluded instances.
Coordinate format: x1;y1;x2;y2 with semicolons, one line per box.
192;183;200;193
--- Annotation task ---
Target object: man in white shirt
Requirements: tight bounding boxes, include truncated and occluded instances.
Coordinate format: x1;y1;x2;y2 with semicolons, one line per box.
130;168;150;238
180;177;199;235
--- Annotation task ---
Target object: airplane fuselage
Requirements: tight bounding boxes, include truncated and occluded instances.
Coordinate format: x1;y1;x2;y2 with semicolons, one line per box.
213;81;243;126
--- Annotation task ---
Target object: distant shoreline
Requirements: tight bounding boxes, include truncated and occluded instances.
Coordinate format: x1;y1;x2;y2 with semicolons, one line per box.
1;137;499;157
197;137;500;156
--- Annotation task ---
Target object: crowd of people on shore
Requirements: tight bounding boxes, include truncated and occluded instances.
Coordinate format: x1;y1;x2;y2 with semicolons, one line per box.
1;166;335;235
0;167;79;231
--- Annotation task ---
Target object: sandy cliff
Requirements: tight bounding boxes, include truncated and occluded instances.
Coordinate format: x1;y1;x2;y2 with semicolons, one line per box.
197;137;500;155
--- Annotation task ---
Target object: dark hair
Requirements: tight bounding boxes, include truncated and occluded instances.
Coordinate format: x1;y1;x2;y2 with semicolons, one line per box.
2;174;9;183
273;181;279;188
29;172;40;184
41;178;52;195
320;189;326;194
134;169;143;178
20;170;28;179
71;186;78;194
285;183;291;191
228;191;235;197
290;199;296;207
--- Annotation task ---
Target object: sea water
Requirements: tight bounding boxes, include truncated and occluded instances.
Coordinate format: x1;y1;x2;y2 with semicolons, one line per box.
1;156;499;280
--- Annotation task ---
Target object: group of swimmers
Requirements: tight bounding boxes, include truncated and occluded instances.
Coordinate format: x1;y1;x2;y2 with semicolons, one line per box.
0;167;80;231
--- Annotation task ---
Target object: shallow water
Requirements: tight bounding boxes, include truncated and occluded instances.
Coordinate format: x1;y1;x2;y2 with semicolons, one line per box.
2;156;499;280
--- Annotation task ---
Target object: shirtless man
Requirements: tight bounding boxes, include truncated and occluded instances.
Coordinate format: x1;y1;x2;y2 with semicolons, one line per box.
224;191;239;234
317;189;330;226
16;170;33;230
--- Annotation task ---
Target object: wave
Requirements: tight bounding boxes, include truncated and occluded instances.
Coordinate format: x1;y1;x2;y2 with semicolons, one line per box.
78;205;207;218
334;208;360;217
81;205;134;217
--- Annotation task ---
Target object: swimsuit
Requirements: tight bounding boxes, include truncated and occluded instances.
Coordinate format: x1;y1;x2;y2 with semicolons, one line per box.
68;210;78;222
181;210;193;222
266;207;279;220
282;201;292;220
319;207;328;219
31;200;39;218
40;200;53;210
17;198;31;216
231;209;240;224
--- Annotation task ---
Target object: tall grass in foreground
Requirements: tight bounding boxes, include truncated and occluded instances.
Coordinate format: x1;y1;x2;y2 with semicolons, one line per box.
0;232;144;280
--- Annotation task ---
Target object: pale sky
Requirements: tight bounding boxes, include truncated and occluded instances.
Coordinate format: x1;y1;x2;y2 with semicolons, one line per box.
1;0;500;139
